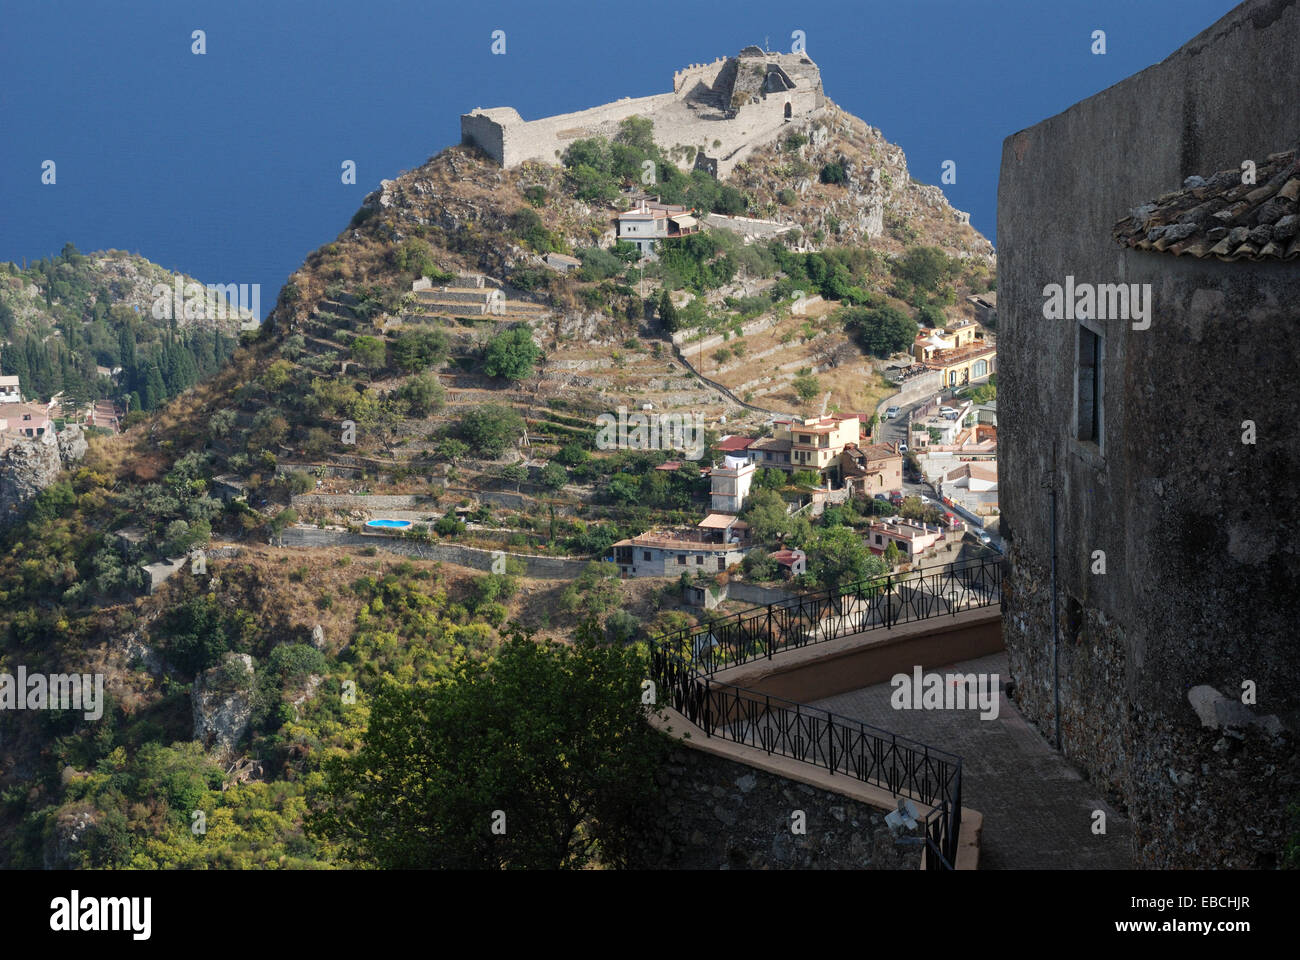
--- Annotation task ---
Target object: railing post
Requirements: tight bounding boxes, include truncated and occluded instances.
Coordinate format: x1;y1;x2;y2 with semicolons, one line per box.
703;677;712;737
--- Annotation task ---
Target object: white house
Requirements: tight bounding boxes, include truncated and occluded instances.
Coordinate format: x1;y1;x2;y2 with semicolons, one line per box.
710;455;755;513
616;199;700;256
0;376;20;403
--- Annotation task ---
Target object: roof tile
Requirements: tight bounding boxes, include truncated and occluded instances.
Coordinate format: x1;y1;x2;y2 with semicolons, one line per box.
1113;146;1300;261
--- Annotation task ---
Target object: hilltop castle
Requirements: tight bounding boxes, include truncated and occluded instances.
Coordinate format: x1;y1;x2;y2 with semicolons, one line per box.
461;47;825;179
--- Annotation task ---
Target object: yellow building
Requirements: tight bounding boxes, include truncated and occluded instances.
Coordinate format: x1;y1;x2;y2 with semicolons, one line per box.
913;322;996;389
771;414;862;480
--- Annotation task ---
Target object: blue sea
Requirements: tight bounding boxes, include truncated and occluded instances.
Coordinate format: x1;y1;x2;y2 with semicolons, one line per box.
0;0;1239;318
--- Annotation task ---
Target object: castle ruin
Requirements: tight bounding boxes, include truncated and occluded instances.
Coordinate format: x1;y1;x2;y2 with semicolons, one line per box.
461;47;825;179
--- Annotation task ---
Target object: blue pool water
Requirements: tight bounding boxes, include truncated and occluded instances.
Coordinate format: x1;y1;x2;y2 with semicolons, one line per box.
366;519;412;529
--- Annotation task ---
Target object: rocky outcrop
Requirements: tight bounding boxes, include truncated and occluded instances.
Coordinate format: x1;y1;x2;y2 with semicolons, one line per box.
192;652;257;754
56;423;88;464
0;434;63;519
0;425;91;524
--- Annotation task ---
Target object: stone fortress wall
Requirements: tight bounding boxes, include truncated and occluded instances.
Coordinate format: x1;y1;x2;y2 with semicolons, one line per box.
462;49;826;179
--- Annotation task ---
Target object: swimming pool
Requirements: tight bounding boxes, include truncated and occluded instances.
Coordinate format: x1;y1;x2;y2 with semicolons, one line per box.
365;519;412;530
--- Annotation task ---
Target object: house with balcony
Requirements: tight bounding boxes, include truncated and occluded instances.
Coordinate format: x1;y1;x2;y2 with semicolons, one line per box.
0;376;21;404
612;514;751;578
914;324;996;390
615;198;701;256
866;518;945;560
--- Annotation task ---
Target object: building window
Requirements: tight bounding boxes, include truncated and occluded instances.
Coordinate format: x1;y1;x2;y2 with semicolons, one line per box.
643;551;651;562
1076;323;1103;448
717;558;725;571
695;556;703;565
677;555;686;565
973;359;987;378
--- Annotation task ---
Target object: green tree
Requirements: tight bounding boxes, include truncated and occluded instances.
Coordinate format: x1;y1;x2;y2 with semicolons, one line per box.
842;305;917;357
397;373;445;416
894;246;954;293
351;335;387;371
391;327;448;373
793;374;821;403
540;461;568;490
311;626;665;868
500;462;528;491
807;526;885;594
482;328;540;381
819;162;847;185
657;290;680;332
457;405;525;458
742;488;792;545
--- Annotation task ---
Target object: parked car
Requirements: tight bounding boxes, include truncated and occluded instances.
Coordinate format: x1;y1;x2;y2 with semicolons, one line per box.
920;495;931;505
873;493;888;501
898;442;908;453
885;406;900;419
939;406;957;416
979;533;992;545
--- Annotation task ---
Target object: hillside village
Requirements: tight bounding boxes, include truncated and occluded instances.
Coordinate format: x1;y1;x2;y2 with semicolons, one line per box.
0;46;1003;869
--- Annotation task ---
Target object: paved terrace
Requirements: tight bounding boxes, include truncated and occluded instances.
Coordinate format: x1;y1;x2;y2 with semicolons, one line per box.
812;651;1134;869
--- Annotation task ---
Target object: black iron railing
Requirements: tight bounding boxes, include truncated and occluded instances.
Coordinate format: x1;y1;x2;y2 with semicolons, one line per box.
648;550;1003;870
657;550;1003;675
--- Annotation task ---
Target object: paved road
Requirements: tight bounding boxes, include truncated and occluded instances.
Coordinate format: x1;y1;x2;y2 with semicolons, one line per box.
812;652;1135;869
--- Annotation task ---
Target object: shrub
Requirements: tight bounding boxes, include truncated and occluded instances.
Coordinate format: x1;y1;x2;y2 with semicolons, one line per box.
457;405;525;458
482;327;540;381
819;162;847;185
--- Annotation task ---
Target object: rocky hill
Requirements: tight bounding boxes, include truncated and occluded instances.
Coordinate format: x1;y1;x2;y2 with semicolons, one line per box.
0;84;997;869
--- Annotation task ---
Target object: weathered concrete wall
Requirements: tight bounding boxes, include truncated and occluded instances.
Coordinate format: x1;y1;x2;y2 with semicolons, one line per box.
997;0;1300;868
291;494;423;511
278;527;593;579
629;742;916;869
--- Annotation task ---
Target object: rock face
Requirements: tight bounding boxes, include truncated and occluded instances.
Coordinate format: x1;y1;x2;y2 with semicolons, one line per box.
56;423;88;464
192;653;257;754
0;425;90;523
0;434;63;519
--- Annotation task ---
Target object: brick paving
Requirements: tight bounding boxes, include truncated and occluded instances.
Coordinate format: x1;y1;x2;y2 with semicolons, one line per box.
811;652;1135;869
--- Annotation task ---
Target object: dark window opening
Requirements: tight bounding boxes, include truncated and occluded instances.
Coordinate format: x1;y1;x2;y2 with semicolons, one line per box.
1077;325;1101;445
1064;595;1084;643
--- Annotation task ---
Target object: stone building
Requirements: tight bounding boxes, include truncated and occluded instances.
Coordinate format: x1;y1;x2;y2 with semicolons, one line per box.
997;0;1300;868
461;49;825;179
612;514;751;578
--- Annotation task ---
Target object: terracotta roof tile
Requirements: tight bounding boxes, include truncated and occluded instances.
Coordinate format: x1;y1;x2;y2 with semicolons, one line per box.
1113;146;1300;261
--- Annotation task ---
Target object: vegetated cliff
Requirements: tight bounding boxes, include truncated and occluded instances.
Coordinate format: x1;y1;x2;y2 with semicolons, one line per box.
0;424;88;520
727;100;994;262
0;247;249;339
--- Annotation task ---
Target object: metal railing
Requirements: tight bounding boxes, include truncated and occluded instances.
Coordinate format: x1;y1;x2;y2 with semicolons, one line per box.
648;550;1003;870
656;550;1004;675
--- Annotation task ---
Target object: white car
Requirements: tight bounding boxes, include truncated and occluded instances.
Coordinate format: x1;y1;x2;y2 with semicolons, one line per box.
939;406;957;416
885;406;900;419
920;495;931;504
898;442;908;453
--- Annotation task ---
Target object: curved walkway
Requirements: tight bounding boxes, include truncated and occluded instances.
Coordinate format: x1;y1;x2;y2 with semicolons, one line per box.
812;651;1135;869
